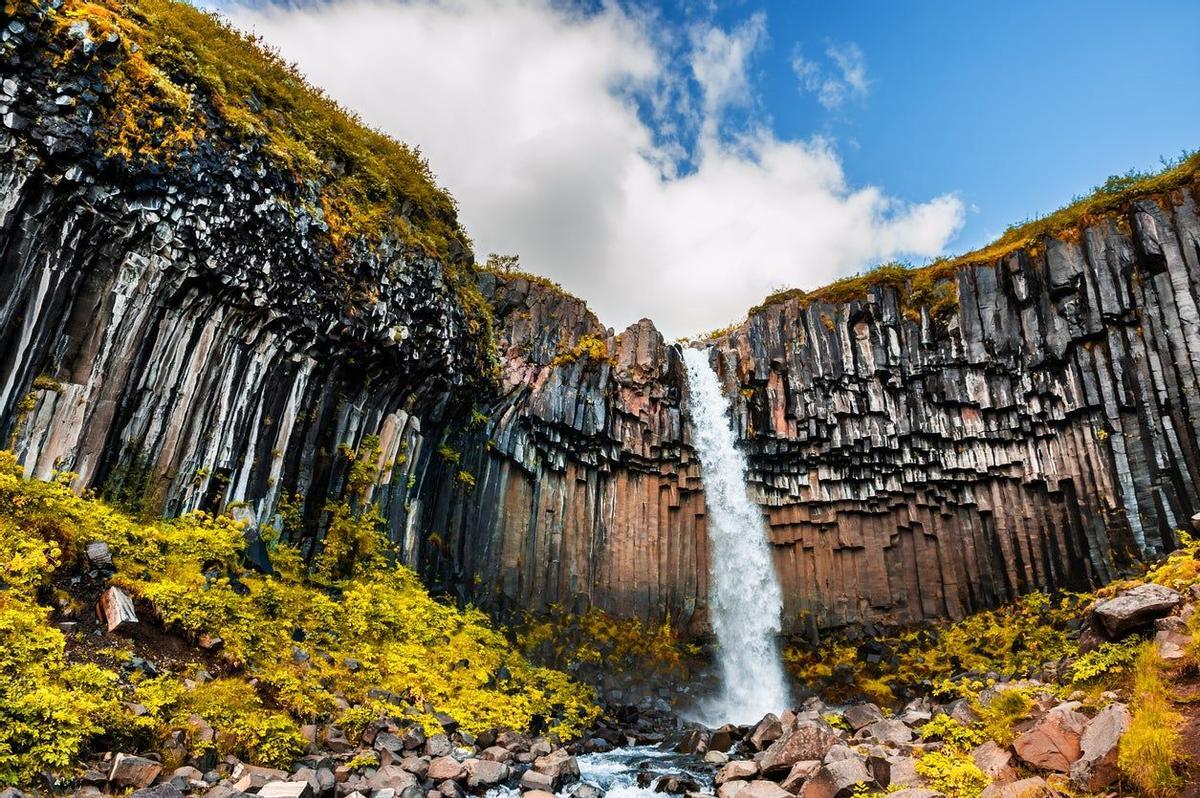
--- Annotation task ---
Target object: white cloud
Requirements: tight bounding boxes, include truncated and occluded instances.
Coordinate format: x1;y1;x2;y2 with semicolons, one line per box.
220;0;961;337
792;41;869;110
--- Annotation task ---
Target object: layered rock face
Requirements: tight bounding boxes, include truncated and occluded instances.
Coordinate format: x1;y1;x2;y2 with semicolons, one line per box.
419;191;1200;634
0;4;485;556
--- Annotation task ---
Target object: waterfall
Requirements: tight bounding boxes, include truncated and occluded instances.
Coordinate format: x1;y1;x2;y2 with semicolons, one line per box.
682;347;790;724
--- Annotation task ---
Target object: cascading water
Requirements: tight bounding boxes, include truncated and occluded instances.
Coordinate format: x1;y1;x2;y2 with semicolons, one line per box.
682;347;791;724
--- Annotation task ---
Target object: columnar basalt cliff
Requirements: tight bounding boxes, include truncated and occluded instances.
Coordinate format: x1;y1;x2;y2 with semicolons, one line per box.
3;0;1200;639
0;0;489;558
418;191;1200;635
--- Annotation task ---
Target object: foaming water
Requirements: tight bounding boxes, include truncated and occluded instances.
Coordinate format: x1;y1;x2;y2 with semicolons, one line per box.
486;746;711;798
682;347;790;725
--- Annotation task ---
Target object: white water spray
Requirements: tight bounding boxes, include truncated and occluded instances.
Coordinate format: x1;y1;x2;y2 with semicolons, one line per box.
682;347;790;724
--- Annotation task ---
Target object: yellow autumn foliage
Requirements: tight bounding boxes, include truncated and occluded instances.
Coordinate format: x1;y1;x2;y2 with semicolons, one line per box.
0;450;598;785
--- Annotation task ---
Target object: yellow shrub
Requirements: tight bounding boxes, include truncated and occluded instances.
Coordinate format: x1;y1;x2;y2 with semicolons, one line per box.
551;334;611;367
0;450;600;783
913;749;988;797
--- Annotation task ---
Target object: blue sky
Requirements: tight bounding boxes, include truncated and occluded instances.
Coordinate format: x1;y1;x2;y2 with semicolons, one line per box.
220;0;1199;335
700;0;1200;250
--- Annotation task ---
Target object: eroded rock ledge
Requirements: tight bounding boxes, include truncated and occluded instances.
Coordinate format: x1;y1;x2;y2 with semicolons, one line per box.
417;190;1200;635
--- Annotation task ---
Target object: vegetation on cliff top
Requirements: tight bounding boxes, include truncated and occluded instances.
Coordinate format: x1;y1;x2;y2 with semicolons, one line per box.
0;450;597;784
730;149;1200;332
41;0;466;261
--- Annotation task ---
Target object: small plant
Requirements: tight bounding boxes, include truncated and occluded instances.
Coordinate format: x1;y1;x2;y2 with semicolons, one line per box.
913;749;988;797
1067;638;1142;684
551;334;611;367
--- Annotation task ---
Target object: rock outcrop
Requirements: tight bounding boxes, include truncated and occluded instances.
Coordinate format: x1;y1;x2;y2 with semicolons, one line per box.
4;0;1200;637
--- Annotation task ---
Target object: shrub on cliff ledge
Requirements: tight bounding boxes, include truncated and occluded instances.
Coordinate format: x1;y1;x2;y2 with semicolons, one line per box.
0;451;598;782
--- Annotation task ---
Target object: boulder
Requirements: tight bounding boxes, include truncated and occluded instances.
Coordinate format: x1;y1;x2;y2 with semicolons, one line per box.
1069;702;1130;791
716;781;747;798
366;766;418;792
979;777;1056;798
842;704;883;731
97;586;138;633
654;774;701;794
760;723;840;776
676;729;708;755
1013;703;1087;772
779;761;820;793
428;757;466;782
705;751;729;766
715;761;758;785
524;792;557;798
572;785;603;798
110;754;163;789
426;734;453;757
130;786;183;798
1155;628;1191;660
970;741;1016;784
231;764;289;792
464;759;509;789
257;782;311;798
750;714;785;751
1092;584;1182;638
531;749;580;789
709;725;739;753
799;759;872;798
737;782;790;798
882;757;919;789
863;719;912;745
521;771;556;792
480;746;513;763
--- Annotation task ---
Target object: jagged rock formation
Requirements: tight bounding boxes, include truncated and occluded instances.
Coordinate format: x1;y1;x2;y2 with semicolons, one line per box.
3;0;1200;637
418;191;1200;635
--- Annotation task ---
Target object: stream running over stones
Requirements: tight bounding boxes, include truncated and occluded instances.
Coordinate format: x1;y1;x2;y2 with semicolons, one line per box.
682;347;791;725
487;745;713;798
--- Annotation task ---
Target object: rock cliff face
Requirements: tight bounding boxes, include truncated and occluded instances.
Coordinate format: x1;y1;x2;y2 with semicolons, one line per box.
417;191;1200;635
0;0;486;557
4;0;1200;638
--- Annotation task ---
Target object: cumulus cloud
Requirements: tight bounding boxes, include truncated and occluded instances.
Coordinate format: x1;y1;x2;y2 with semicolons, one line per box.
220;0;961;337
792;42;869;110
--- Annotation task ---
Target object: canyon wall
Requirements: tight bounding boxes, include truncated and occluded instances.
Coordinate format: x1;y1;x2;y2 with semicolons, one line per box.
417;192;1200;635
4;0;1200;637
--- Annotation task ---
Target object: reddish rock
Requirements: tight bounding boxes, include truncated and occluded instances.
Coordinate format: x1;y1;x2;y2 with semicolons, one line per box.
1013;703;1087;772
427;756;465;782
798;759;872;798
779;761;820;793
979;777;1057;798
716;781;748;798
97;586;138;633
716;761;758;785
464;759;509;789
109;754;161;789
750;714;785;751
531;748;580;789
738;781;791;798
970;741;1016;784
761;723;841;776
